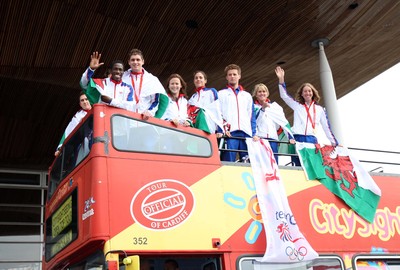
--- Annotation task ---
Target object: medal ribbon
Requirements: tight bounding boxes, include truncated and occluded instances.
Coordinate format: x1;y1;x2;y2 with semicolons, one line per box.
304;101;316;134
130;72;143;104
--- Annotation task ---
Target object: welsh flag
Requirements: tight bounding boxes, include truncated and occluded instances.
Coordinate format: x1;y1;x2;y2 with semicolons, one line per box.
188;101;224;134
154;93;169;119
265;102;293;139
82;78;103;105
188;106;210;133
296;142;381;223
246;138;318;263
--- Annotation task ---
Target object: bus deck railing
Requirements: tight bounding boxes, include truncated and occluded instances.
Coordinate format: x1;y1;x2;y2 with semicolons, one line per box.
217;136;400;173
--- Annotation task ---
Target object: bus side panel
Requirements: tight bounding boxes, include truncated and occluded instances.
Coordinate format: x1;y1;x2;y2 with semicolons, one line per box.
104;164;319;254
80;156;110;241
289;175;400;254
105;157;226;251
104;163;400;256
217;168;320;254
44;156;110;269
212;171;400;270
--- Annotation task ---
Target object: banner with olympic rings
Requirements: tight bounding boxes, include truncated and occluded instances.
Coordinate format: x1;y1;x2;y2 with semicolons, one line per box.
246;138;319;263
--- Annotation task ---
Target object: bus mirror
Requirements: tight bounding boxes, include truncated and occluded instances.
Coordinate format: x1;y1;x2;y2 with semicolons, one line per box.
123;255;140;270
212;238;221;248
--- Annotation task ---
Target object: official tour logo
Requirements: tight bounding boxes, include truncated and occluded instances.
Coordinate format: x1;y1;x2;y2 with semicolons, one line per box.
130;179;195;230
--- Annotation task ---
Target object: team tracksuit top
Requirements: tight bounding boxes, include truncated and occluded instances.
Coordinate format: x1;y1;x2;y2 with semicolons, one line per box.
122;68;166;116
279;83;338;145
162;94;189;124
80;67;135;111
254;101;293;140
57;109;89;150
187;87;222;133
217;85;256;137
187;87;219;108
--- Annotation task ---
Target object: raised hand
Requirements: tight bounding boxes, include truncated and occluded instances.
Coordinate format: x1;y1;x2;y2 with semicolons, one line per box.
261;101;270;109
275;66;285;84
89;51;104;70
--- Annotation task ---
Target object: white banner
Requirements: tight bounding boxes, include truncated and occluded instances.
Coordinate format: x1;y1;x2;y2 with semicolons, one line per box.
246;138;318;263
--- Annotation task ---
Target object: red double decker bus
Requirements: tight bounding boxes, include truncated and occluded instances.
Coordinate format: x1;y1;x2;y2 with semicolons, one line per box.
44;104;400;270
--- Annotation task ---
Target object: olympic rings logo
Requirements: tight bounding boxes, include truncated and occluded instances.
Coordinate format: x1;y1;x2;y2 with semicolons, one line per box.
285;246;307;261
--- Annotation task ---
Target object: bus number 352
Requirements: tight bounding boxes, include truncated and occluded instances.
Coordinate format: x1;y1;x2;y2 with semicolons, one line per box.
133;237;148;245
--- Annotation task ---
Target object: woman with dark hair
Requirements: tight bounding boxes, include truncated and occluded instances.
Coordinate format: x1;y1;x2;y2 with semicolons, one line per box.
187;70;223;133
162;73;190;126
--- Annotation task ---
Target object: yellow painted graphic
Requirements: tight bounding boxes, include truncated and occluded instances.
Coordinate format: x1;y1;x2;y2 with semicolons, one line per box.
109;166;317;251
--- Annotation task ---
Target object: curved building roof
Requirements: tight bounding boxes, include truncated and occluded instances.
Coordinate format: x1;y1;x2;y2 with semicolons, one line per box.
1;0;400;169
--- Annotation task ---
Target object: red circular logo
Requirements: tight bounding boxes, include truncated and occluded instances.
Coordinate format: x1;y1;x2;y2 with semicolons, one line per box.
130;179;195;230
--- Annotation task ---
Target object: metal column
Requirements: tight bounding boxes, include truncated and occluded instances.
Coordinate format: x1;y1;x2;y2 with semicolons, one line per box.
313;39;345;144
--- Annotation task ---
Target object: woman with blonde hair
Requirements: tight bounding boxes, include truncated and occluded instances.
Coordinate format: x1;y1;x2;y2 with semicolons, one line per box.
252;83;294;163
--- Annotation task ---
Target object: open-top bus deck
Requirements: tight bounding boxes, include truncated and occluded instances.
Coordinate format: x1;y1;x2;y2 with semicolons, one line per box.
44;104;400;270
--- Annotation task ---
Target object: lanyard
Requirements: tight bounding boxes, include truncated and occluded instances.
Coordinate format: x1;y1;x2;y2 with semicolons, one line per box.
304;101;316;134
130;72;143;104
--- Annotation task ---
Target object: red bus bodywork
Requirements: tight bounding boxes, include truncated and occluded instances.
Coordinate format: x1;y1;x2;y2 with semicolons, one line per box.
44;105;400;270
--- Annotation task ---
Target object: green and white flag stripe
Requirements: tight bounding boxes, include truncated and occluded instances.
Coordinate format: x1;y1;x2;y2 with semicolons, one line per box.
193;108;212;133
296;142;381;223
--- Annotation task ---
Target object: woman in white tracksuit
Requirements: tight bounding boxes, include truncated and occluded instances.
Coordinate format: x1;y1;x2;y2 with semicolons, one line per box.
161;74;190;153
275;66;338;166
187;70;222;133
162;74;190;126
252;83;295;163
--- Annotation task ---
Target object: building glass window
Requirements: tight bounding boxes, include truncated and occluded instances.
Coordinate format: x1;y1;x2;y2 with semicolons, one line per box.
0;170;47;270
0;172;40;186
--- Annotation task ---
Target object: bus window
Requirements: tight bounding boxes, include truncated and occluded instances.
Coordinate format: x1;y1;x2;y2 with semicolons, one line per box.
238;255;344;270
67;250;105;270
48;116;93;199
353;254;400;269
121;256;220;270
111;115;212;157
202;259;219;270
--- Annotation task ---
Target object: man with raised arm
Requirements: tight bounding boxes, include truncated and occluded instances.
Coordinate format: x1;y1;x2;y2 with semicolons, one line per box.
80;51;135;111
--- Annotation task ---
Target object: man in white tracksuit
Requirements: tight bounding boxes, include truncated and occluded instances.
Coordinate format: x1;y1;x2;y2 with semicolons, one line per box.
217;64;258;162
80;52;135;111
122;48;167;120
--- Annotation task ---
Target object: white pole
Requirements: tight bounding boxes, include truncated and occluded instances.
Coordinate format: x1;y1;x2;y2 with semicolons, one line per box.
318;41;345;145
